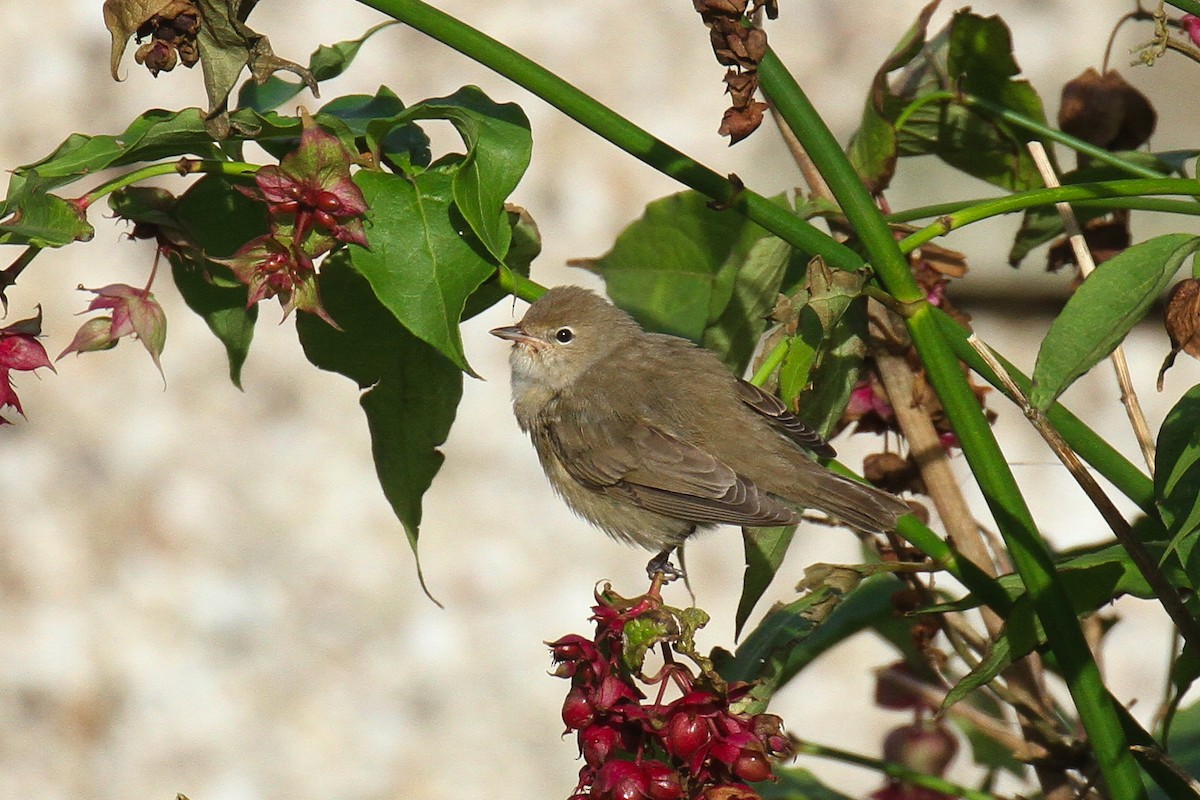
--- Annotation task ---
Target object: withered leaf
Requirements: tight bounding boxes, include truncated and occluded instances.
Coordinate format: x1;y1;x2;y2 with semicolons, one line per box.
1059;68;1157;160
1158;278;1200;390
1047;216;1132;273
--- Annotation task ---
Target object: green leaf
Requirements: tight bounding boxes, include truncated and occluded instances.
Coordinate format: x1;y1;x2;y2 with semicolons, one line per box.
352;167;497;375
846;0;943;192
762;766;857;800
173;176;269;386
1031;233;1200;410
941;542;1167;708
0;174;93;247
721;571;901;692
296;253;461;600
237;21;397;112
366;86;532;263
578;191;776;342
107;177;266;387
703;234;791;373
462;205;541;320
735;524;797;639
1156;385;1200;579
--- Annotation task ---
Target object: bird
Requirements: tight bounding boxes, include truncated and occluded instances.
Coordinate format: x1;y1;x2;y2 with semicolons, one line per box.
490;285;910;576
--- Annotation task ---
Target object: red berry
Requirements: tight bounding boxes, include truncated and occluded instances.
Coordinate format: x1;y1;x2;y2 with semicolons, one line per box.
580;723;621;767
664;711;711;760
592;760;647;800
732;747;772;783
563;687;595;730
314;209;337;230
642;760;682;800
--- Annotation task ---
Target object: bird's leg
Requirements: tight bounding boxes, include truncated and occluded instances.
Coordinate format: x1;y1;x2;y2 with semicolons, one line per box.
645;548;684;583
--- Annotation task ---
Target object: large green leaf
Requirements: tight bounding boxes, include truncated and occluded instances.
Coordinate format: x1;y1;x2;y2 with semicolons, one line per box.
846;0;943;192
719;570;903;692
296;254;461;599
847;7;1048;194
237;21;397;112
1031;233;1200;410
172;176;268;387
366;86;532;264
351;167;497;375
703;233;791;373
735;524;798;639
577;191;779;347
108;177;265;388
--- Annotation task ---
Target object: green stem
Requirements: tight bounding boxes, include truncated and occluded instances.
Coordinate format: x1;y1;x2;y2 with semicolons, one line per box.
793;740;1001;800
496;264;545;304
931;309;1155;515
898;179;1200;252
960;94;1168;180
356;0;864;272
893;90;1167;179
890;183;1200;226
759;47;1146;800
81;159;259;208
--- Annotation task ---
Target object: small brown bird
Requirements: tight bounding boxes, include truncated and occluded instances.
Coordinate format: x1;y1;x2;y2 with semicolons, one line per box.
491;285;909;575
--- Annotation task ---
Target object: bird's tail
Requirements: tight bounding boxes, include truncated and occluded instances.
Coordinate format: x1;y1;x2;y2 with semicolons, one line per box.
793;468;910;534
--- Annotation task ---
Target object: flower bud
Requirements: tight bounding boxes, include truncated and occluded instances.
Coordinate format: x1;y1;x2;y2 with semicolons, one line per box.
580;723;621;767
882;721;958;777
563;687;595;731
642;760;682;800
732;746;772;783
592;760;648;800
663;711;711;761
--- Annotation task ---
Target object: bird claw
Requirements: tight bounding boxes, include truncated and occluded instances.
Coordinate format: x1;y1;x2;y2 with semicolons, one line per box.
645;550;685;583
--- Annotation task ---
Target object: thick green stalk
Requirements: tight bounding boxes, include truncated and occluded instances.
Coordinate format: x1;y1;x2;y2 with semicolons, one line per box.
931;310;1155;514
758;47;1146;800
358;0;863;272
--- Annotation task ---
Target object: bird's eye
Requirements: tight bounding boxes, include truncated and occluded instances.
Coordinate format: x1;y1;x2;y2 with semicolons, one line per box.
554;327;575;344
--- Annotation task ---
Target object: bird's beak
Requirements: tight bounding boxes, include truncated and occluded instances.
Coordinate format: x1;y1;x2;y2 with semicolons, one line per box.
489;325;541;347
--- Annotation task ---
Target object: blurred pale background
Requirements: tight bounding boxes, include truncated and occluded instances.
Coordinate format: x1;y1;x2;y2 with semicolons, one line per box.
0;2;1197;799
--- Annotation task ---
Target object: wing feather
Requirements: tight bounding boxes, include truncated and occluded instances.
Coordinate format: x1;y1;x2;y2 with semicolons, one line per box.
548;413;799;527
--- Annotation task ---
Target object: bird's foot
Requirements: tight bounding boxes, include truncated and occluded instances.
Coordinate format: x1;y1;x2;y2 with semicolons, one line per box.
645;550;684;584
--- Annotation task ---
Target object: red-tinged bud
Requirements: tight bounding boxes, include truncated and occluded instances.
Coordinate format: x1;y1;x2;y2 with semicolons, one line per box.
643;760;682;800
593;675;640;712
732;747;772;783
663;711;711;761
580;724;621;767
563;687;595;731
592;760;648;800
882;722;959;778
276;199;301;214
314;209;338;230
317;191;343;213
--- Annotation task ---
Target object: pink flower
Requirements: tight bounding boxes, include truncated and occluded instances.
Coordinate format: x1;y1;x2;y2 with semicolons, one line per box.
58;284;167;378
241;112;369;252
0;307;55;423
213;234;337;328
1182;14;1200;48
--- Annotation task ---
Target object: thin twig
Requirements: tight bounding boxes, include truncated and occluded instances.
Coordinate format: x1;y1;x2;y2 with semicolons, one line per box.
1027;141;1157;472
968;333;1200;654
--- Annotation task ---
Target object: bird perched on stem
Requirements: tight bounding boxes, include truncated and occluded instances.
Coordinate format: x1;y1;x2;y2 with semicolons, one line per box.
491;285;909;577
